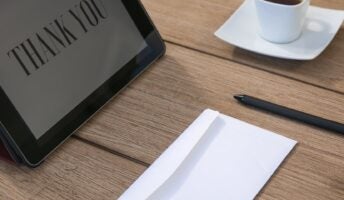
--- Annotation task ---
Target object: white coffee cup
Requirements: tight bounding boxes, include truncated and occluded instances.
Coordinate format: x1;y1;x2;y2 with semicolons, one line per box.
255;0;310;43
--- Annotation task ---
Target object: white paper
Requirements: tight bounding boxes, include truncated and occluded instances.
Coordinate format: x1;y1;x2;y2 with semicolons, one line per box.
119;109;297;200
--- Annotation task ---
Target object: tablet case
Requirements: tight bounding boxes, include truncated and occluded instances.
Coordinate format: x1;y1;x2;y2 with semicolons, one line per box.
0;124;22;164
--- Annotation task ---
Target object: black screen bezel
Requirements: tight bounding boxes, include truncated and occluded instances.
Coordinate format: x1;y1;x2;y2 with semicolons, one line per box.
0;0;165;167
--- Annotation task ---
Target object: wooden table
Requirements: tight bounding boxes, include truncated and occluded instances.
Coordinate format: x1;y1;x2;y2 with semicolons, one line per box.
1;0;343;199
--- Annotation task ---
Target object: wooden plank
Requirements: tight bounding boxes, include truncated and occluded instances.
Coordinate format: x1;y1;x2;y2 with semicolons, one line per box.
77;43;344;199
141;0;344;94
0;138;145;200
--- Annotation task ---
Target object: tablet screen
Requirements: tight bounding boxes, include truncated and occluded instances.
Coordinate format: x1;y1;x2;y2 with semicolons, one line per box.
0;0;147;139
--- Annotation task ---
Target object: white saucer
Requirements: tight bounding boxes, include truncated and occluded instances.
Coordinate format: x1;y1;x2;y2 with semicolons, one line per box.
215;0;344;60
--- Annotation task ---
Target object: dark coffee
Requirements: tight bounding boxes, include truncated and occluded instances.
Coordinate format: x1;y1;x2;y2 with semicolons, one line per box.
264;0;302;5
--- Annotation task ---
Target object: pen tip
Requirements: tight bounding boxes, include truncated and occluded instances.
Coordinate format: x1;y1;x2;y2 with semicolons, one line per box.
234;94;245;101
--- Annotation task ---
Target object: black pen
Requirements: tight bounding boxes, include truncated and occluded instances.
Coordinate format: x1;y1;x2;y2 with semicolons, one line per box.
234;94;344;134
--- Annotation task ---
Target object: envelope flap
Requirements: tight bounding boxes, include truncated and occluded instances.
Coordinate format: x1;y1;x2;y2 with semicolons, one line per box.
119;109;220;200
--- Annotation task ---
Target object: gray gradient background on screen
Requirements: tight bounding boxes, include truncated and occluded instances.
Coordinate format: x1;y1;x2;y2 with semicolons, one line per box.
0;0;147;139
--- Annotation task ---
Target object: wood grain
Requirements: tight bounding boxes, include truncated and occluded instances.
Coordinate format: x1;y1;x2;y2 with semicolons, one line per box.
0;138;145;200
77;43;344;199
1;1;343;199
141;0;344;94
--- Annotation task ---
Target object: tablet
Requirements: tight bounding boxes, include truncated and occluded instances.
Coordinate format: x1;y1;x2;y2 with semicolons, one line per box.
0;0;165;167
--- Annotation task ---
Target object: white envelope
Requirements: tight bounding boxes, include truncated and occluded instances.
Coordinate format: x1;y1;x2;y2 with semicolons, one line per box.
119;109;297;200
